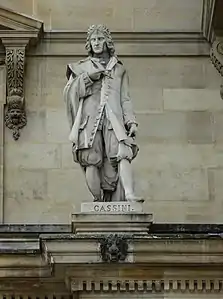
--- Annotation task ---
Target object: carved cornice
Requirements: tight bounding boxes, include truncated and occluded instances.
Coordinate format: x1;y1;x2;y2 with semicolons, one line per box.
0;5;43;31
0;6;43;140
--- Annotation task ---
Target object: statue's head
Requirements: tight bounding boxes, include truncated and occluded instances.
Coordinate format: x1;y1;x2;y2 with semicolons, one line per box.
85;24;115;57
7;97;23;124
5;94;26;127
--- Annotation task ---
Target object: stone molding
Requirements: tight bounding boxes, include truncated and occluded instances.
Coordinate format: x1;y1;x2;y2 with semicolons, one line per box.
0;238;51;278
0;6;43;140
0;5;43;31
72;213;152;236
24;31;210;57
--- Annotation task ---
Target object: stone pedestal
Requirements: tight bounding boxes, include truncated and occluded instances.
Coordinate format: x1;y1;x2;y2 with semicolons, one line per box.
72;202;153;236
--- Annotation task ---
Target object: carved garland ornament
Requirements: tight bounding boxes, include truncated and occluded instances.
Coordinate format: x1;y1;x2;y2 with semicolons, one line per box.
4;48;27;140
99;234;128;263
210;40;223;99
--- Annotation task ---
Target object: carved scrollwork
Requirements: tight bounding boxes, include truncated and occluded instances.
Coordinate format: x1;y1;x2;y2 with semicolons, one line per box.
4;47;27;140
210;40;223;99
99;234;128;263
210;40;223;76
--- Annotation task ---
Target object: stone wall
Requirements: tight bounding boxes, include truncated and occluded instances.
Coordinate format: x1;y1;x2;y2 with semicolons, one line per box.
1;0;202;31
1;0;223;224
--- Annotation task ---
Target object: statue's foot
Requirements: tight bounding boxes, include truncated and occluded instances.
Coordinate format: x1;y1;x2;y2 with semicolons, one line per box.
93;196;102;202
103;190;112;202
126;194;144;203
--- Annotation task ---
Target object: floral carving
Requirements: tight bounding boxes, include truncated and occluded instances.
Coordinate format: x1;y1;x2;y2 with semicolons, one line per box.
5;48;27;140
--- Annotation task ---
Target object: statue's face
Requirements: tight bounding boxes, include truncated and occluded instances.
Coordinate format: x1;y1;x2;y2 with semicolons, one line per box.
90;30;107;55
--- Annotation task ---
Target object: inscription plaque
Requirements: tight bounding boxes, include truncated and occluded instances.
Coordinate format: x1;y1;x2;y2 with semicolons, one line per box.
81;202;143;214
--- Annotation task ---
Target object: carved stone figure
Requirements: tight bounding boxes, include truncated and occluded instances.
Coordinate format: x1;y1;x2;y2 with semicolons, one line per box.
99;234;128;263
64;24;142;202
5;94;27;140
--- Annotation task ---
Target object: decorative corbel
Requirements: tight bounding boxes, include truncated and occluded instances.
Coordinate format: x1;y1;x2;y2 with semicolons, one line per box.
99;234;129;263
210;39;223;100
3;44;27;140
0;6;43;140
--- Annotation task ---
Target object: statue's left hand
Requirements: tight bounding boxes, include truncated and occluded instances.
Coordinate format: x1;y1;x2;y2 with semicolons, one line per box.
128;123;138;137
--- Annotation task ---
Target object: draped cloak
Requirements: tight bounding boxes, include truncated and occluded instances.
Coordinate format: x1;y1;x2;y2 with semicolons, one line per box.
63;56;138;162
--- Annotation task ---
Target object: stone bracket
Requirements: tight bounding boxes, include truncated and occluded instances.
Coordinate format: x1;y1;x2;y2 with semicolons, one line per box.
3;44;27;140
210;39;223;99
0;5;44;140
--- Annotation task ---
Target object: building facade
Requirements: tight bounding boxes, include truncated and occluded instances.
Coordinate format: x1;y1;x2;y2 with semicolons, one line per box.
0;0;223;298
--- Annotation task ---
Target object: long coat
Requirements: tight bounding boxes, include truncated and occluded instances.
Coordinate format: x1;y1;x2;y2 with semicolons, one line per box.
63;55;137;155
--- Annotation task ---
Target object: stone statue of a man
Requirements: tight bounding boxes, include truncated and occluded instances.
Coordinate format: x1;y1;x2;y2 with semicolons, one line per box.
64;24;142;202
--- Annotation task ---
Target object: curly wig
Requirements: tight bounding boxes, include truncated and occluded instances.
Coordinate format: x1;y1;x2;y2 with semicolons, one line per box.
85;24;115;57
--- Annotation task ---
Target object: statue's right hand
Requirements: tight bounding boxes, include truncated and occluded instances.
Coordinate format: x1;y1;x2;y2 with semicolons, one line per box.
88;70;104;81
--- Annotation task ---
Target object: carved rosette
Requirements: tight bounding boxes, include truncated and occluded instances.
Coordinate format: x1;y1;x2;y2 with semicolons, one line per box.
210;40;223;99
4;47;27;140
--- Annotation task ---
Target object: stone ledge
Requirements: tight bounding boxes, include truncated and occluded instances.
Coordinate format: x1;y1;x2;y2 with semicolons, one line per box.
72;213;153;235
0;223;223;235
0;238;39;254
42;31;206;42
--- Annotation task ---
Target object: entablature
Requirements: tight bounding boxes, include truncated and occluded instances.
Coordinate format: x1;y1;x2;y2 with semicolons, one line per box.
0;224;223;295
